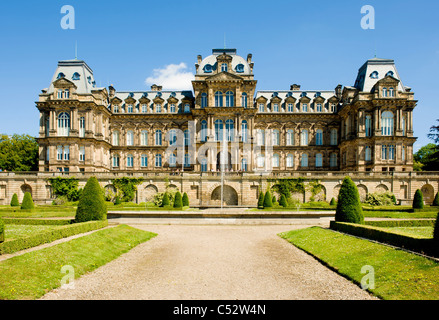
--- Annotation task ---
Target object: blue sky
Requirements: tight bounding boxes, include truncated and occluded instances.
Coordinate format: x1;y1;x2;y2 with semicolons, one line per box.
0;0;438;151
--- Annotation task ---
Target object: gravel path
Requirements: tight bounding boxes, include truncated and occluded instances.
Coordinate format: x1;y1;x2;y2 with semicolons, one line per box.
40;224;377;300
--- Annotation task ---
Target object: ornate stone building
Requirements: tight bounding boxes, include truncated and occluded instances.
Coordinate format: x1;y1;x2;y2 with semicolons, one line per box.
0;48;436;207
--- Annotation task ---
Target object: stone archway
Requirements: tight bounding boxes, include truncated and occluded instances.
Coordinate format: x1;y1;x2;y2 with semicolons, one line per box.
357;184;368;202
20;184;32;200
421;184;435;205
211;185;238;206
376;184;389;193
144;185;158;202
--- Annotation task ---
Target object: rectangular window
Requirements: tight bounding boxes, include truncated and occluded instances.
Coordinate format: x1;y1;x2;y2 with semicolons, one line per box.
79;146;85;162
302;104;308;112
57;146;63;161
156;104;162;113
169;104;176;113
388;145;395;160
316;103;322;112
382;145;388;160
365;146;371;161
142;104;148;113
287;103;294;112
258;104;264;112
57;90;63;99
365;115;372;137
127;104;133;113
141;156;148;168
79;117;85;137
272;104;279;112
63;146;70;161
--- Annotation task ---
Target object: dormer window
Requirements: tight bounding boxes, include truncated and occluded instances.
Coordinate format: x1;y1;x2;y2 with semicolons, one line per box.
386;71;394;77
72;72;81;80
184;104;190;113
57;73;65;79
235;64;244;73
64;89;70;99
221;63;228;72
370;71;379;79
204;64;213;73
87;76;92;84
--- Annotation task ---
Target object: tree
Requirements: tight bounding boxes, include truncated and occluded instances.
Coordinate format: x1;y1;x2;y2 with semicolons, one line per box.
21;192;35;210
433;192;439;207
279;194;288;207
263;191;273;208
434;213;439;242
173;191;183;208
182;192;189;207
413;143;439;171
257;191;264;209
335;177;364;224
10;193;19;207
0;134;39;172
75;177;107;222
161;192;170;207
412;189;424;210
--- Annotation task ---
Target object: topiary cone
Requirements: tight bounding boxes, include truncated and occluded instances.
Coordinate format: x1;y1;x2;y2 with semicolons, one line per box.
173;191;183;208
21;192;34;210
257;191;264;209
182;192;189;207
75;177;107;222
161;192;170;207
413;189;424;209
433;192;439;207
263;191;273;208
10;193;19;207
335;176;364;224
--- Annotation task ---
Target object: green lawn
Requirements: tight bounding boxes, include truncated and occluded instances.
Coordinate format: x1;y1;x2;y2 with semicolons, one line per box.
279;227;439;300
388;227;434;238
0;224;157;300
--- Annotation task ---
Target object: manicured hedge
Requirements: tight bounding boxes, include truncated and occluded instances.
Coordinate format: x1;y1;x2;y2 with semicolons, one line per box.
364;219;436;228
2;218;72;226
21;192;34;210
330;221;437;257
0;219;4;243
10;194;19;207
0;220;108;255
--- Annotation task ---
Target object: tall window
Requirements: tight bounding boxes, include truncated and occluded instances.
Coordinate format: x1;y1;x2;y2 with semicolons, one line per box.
63;146;70;161
215;91;223;107
316;129;323;146
402;146;406;162
169;104;176;113
184;129;190;146
169;153;177;167
64;89;70;99
316;103;322;112
287;103;294;112
383;88;388;97
112;155;120;167
365;146;372;161
155;130;162;146
382;145;388;160
225;91;234;107
79;117;85;137
330;129;338;145
272;104;279;112
155;104;162;113
142;104;148;113
272;154;280;168
184;104;190;113
225;119;234;142
215;120;223;141
258;103;264;112
272;129;280;146
256;129;265;146
201;159;208;172
126;131;134;146
127;154;134;167
57;112;70;137
201;93;207;108
114;105;119;113
286;154;294;168
389;87;394;97
301;154;308;167
402;116;406;136
184;153;191;167
141;154;148;168
141;130;148;146
365;115;372;137
201;121;208;142
112;131;120;146
127;104;133;113
57;90;63;99
286;130;294;146
241;158;248;172
388;145;395;160
302;103;308;112
241;120;248;143
257;154;265;168
315;153;323;168
300;129;309;146
79;146;85;162
241;93;248;108
381;111;394;136
155;154;162;167
221;63;228;72
168;129;177;146
57;145;63;160
330;153;337;168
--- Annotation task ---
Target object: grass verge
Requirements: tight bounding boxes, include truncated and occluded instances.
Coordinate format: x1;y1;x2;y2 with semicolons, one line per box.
279;227;439;300
0;224;157;300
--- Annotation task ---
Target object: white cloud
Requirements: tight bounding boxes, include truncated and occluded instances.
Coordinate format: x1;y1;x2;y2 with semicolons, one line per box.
145;63;194;90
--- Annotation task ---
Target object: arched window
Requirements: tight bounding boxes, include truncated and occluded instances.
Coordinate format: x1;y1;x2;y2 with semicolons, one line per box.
382;87;388;97
201;158;208;172
300;129;309;146
169;153;177;167
221;63;228;72
79;117;85;137
155;130;162;146
126;131;134;146
381;111;394;136
286;154;294;168
301;154;308;167
272;153;280;168
215;120;223;141
286;130;294;146
57;72;65;79
241;120;248;143
330;153;337;168
241;158;248;171
257;153;265;168
127;154;134;167
330;129;338;145
386;71;394;77
201;93;208;108
168;129;177;146
389;87;394;97
141;130;148;146
365;146;372;161
112;131;120;146
315;153;323;167
365;115;372;137
72;72;80;80
257;129;265;146
272;129;280;146
57;112;70;137
201;120;208;142
141;154;148;168
215;91;223;107
226;91;234;107
316;129;323;146
241;93;248;108
225;119;234;142
370;71;379;79
155;154;162;167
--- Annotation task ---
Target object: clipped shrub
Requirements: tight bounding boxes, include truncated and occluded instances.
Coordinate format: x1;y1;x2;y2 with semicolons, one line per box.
257;191;264;209
279;194;288;208
10;193;19;207
173;191;183;208
263;191;273;208
75;176;107;222
413;189;424;210
161;192;170;207
21;192;34;210
335;177;364;224
114;196;121;205
434;213;439;242
366;191;397;206
433;192;439;207
0;218;4;243
329;198;337;206
182;192;189;207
